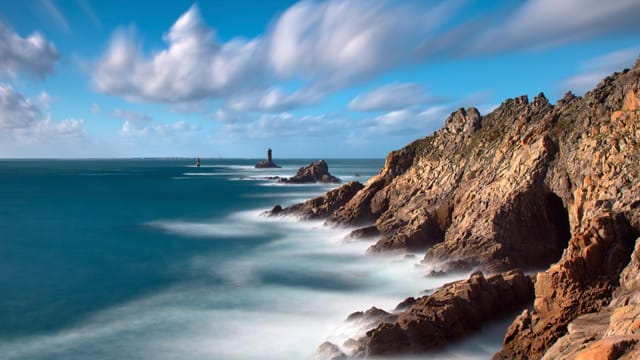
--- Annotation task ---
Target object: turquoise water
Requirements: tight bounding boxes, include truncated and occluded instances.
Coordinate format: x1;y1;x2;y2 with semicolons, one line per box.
0;159;503;359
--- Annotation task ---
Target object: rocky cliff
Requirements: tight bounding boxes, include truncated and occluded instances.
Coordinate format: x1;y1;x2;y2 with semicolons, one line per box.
278;59;640;358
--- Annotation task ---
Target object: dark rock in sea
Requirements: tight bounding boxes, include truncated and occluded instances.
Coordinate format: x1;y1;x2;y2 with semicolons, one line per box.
255;148;281;168
355;270;534;357
269;205;283;215
315;341;347;360
280;160;340;184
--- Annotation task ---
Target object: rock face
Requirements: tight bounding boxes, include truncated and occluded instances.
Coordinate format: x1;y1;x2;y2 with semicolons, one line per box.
277;59;640;358
345;270;533;357
255;148;281;168
280;160;340;184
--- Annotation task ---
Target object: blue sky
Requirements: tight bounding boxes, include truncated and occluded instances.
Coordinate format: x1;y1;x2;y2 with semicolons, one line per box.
0;0;639;158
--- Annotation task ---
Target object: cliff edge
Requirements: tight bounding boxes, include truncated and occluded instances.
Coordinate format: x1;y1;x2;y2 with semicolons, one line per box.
280;59;640;358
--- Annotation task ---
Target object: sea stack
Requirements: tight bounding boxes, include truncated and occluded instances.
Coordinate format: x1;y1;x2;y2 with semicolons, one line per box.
255;148;281;168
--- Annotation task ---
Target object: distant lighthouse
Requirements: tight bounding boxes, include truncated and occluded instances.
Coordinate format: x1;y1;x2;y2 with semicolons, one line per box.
255;147;281;168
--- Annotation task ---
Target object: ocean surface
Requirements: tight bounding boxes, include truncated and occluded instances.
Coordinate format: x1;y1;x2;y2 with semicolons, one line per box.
0;159;508;360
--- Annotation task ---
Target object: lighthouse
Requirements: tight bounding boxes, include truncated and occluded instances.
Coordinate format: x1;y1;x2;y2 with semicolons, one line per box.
267;148;273;164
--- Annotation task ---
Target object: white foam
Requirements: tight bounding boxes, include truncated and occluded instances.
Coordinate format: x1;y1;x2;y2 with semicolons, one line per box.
146;219;274;238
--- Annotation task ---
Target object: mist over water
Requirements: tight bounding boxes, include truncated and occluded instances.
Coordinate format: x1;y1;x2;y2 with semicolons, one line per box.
0;159;507;359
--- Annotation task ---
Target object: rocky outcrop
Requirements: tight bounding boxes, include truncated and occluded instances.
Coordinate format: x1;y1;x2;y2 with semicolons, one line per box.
264;181;363;220
276;59;640;358
343;270;533;357
280;160;340;184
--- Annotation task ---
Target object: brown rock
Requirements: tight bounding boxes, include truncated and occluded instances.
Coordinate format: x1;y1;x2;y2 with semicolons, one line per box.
356;270;534;356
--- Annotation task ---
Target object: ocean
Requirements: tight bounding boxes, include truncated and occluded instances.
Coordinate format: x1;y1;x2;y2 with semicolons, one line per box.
0;159;507;360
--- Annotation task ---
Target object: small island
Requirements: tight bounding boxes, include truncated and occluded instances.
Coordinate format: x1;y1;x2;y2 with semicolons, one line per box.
254;148;281;168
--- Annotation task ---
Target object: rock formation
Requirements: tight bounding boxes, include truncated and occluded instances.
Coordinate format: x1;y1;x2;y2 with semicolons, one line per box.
255;148;281;168
273;59;640;358
280;160;340;184
343;270;534;357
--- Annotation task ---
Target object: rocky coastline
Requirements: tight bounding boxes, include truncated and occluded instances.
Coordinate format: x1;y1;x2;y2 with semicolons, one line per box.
274;59;640;359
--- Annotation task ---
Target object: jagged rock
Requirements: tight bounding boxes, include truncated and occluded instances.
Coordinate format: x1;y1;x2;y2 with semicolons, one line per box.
280;160;340;184
264;181;363;220
315;341;347;360
354;270;534;357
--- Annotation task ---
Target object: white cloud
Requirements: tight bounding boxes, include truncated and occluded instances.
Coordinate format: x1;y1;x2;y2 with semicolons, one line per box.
92;0;640;112
563;47;640;94
0;83;42;129
349;83;440;112
93;5;266;103
92;1;456;105
0;83;87;156
0;21;59;77
267;0;454;87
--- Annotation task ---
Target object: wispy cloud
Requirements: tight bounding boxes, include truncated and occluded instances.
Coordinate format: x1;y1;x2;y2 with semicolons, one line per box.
76;0;101;28
40;0;71;33
349;83;442;112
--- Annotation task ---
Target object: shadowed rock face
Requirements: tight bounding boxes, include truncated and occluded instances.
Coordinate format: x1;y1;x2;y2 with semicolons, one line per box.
274;59;640;358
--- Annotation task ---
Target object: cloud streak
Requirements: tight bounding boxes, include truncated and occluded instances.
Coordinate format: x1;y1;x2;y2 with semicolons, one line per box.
349;83;441;112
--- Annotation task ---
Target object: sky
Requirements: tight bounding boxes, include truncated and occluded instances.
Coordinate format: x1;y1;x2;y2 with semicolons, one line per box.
0;0;639;158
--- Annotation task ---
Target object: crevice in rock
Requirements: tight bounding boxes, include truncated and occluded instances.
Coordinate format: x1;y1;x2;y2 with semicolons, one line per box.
545;192;571;262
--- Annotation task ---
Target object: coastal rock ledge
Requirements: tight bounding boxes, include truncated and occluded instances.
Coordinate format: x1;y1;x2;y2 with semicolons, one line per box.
277;59;640;358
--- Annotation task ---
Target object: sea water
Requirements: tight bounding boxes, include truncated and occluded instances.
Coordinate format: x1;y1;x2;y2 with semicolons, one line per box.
0;159;507;359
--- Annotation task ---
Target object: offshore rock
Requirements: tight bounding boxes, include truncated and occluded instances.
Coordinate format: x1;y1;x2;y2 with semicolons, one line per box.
281;160;340;184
